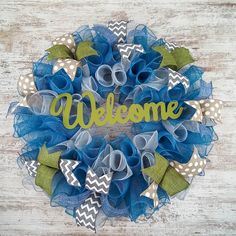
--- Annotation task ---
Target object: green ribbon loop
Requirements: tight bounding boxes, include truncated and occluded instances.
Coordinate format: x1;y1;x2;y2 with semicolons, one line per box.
37;144;61;169
46;41;98;61
75;41;98;60
46;45;74;61
34;145;62;195
159;166;189;196
153;46;177;70
152;46;194;71
142;153;189;196
171;47;194;69
35;165;58;195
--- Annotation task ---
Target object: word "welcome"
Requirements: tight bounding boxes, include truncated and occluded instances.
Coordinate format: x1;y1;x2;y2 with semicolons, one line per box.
50;91;184;129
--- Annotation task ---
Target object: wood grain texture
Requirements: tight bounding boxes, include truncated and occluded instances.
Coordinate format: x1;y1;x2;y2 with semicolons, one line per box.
0;0;236;235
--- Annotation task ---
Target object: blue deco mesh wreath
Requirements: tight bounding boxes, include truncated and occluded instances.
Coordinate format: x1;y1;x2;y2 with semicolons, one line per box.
10;21;223;232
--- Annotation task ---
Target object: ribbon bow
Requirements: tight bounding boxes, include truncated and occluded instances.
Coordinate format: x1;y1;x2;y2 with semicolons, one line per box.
47;34;98;80
75;168;112;232
85;168;112;194
153;45;194;71
25;144;113;232
142;153;189;206
25;144;81;195
186;99;223;123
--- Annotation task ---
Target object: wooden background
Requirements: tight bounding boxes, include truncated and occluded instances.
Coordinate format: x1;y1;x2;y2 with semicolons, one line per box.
0;0;236;235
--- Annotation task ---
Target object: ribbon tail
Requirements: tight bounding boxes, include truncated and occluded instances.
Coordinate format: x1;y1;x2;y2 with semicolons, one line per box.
59;159;81;187
117;44;144;60
85;168;112;195
140;182;159;208
75;192;101;232
168;68;190;92
25;160;40;177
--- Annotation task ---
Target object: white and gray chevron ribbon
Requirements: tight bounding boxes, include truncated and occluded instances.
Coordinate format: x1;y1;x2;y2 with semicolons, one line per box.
24;159;81;187
85;168;112;195
163;39;180;51
59;159;81;187
108;20;127;43
25;160;40;177
168;69;190;92
76;167;112;231
75;192;101;232
117;44;144;60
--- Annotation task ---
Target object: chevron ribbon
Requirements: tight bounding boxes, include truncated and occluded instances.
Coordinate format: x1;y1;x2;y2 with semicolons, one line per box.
75;192;101;232
108;20;127;43
85;168;112;194
59;159;81;187
24;158;81;187
117;44;144;60
25;160;40;177
75;169;112;231
168;68;190;92
163;39;180;52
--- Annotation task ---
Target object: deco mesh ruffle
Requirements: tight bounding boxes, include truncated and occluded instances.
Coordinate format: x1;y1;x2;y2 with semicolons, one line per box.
10;21;223;232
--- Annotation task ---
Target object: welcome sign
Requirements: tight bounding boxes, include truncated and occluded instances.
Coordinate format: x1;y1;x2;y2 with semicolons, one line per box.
49;91;184;129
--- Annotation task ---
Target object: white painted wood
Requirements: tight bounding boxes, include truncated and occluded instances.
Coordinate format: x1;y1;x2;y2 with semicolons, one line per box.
0;0;235;235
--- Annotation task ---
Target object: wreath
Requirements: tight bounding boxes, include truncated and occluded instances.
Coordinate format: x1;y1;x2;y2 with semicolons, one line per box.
10;21;223;232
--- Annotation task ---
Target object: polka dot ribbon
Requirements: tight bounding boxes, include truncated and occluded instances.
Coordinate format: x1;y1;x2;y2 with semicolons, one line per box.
51;34;81;80
170;147;207;178
17;73;37;97
186;99;223;123
53;58;81;81
52;33;76;53
140;182;159;207
16;73;37;109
